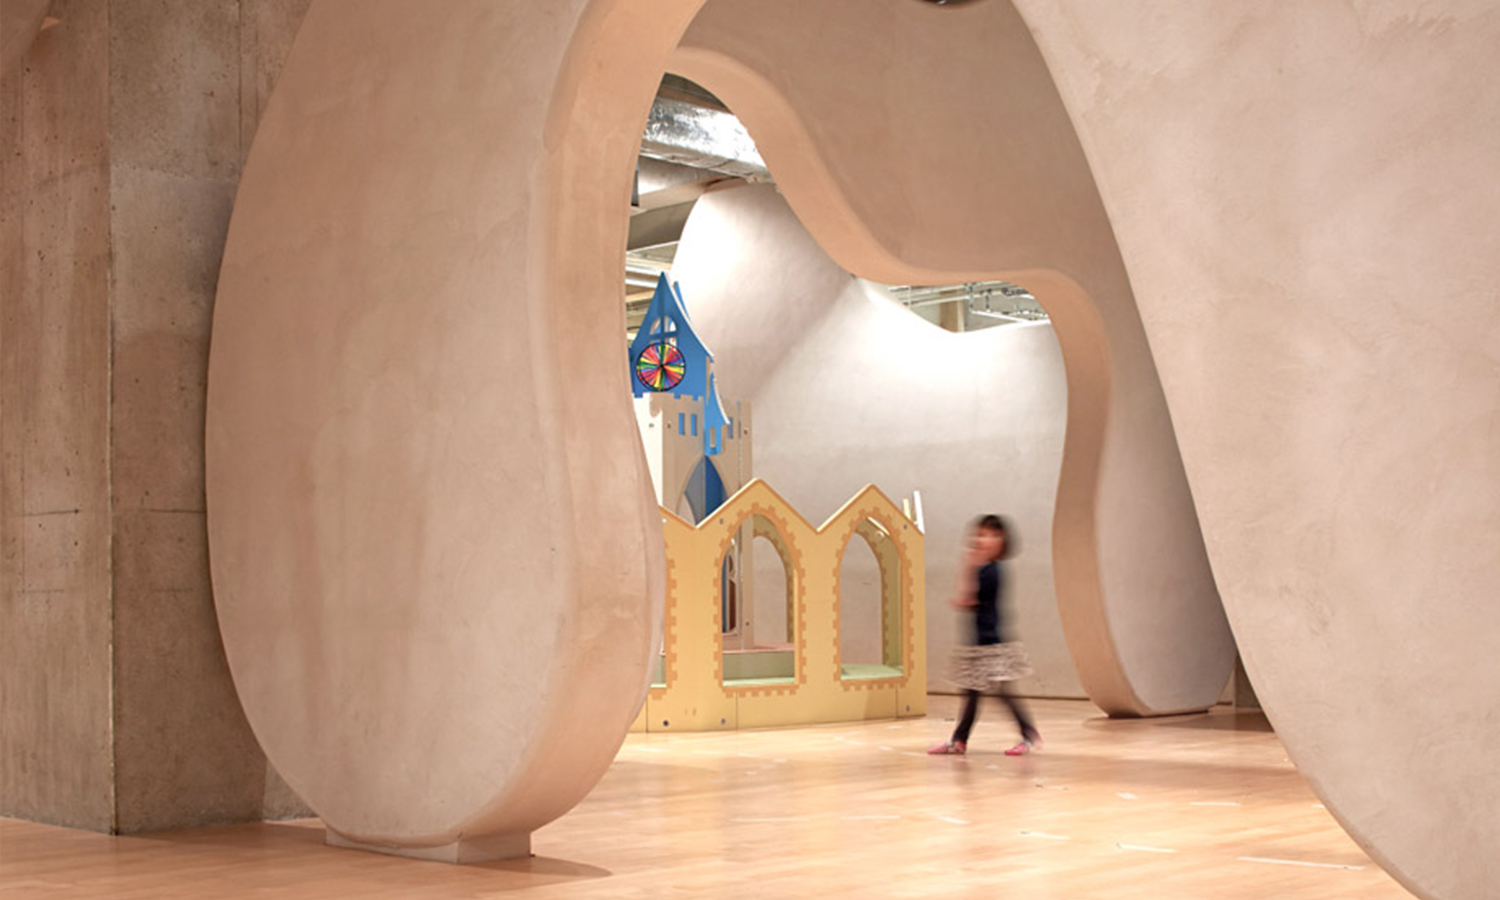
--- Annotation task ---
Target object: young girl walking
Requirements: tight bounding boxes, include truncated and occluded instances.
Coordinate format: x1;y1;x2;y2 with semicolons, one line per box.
929;514;1040;756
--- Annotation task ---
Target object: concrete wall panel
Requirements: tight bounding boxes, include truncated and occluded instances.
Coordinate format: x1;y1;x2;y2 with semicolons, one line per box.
1;0;314;834
0;0;114;832
107;0;313;834
0;0;52;79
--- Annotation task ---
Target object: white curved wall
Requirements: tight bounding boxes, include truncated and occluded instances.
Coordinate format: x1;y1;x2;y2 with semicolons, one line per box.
672;184;1079;697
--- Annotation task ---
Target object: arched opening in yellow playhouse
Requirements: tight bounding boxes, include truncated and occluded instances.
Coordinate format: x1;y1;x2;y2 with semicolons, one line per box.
717;513;796;684
837;517;906;682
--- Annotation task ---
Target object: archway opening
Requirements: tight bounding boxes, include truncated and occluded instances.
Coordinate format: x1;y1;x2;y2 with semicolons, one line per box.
195;0;1242;868
623;73;1080;708
838;519;904;681
719;514;795;685
617;17;1234;717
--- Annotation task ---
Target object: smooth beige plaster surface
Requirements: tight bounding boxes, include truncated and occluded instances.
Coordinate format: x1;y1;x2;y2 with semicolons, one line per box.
1;0;312;834
1011;4;1499;899
671;184;1080;698
673;0;1232;716
207;0;689;852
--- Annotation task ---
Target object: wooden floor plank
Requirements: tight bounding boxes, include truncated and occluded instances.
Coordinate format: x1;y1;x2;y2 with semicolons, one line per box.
0;698;1411;899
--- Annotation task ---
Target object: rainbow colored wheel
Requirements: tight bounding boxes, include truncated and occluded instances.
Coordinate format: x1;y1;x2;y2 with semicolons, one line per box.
635;341;686;392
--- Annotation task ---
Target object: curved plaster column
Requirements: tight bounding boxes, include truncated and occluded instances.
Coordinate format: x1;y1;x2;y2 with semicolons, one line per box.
672;0;1233;716
207;0;702;858
1010;5;1500;899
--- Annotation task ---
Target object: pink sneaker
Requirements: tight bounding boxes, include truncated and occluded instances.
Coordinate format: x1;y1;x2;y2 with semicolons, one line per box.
1004;741;1033;756
928;740;967;755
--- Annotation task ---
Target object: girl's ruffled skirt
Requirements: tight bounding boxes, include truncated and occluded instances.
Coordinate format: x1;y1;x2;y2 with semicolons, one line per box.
949;642;1033;691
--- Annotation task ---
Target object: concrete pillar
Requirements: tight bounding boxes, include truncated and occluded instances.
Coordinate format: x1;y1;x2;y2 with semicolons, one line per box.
0;0;312;834
0;0;115;833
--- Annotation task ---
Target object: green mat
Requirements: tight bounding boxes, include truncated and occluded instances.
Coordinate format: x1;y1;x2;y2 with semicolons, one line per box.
839;663;904;681
723;676;798;687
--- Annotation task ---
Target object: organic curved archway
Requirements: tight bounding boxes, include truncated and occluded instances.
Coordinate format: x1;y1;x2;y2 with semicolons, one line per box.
207;0;1319;877
210;0;1225;855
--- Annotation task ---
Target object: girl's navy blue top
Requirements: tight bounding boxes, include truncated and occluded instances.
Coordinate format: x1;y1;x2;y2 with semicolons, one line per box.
973;561;1006;646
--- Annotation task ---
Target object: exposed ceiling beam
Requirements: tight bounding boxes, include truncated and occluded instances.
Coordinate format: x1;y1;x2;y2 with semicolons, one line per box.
628;202;696;252
633;175;729;215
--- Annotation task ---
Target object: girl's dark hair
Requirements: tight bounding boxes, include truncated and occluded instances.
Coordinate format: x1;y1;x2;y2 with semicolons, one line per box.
974;514;1016;560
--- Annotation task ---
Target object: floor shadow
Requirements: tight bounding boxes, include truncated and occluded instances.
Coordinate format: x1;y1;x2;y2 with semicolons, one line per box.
1157;710;1273;733
470;854;612;884
1079;709;1273;734
256;819;328;842
130;818;324;847
134;819;614;888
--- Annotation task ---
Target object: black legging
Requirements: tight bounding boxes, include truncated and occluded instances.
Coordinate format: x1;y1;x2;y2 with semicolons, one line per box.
953;685;1037;745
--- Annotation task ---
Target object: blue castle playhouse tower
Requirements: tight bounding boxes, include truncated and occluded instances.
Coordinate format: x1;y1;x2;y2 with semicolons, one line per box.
628;273;751;524
629;274;762;651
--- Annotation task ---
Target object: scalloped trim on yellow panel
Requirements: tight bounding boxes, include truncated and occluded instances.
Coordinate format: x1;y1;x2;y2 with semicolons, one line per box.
648;508;691;704
644;479;925;732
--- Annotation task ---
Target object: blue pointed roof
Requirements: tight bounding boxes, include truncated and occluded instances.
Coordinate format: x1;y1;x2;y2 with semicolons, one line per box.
628;273;712;400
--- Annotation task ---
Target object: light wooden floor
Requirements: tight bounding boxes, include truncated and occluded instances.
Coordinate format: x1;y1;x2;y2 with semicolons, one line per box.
0;698;1411;899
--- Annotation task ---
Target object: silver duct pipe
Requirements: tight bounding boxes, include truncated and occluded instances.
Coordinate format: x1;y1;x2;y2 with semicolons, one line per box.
891;281;1039;306
640;96;772;181
886;281;1050;323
